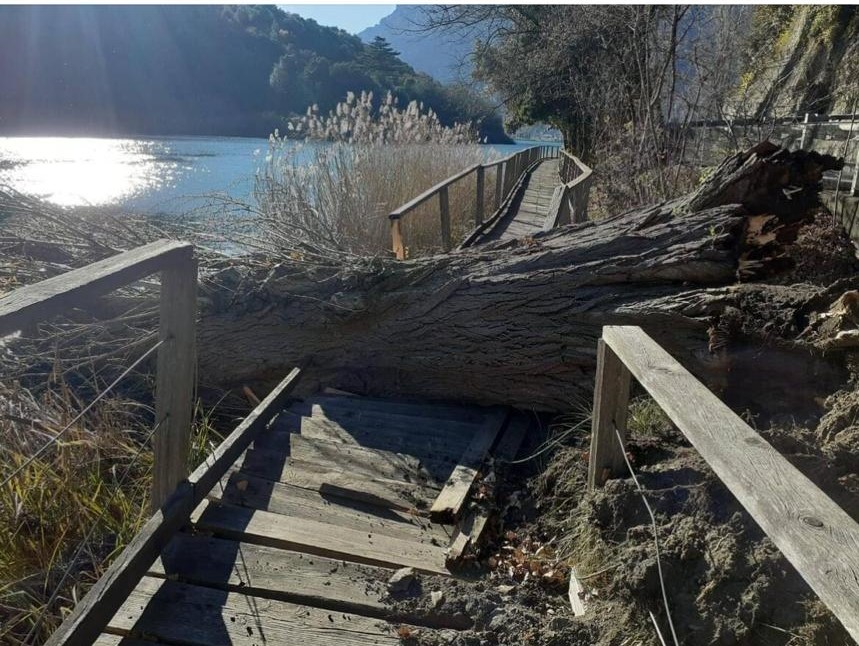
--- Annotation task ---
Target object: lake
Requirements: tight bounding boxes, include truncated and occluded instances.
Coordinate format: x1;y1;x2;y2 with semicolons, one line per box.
0;136;543;216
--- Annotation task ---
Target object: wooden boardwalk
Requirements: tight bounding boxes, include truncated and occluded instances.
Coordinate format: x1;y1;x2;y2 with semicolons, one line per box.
88;392;527;645
472;158;561;244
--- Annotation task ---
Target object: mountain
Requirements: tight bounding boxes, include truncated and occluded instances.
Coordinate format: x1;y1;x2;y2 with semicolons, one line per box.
359;6;475;83
0;5;507;140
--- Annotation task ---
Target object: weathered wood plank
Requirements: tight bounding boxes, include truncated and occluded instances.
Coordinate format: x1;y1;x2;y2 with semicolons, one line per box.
603;325;859;642
304;394;488;423
281;408;473;457
430;409;508;521
211;470;451;544
233;451;438;510
151;534;390;616
193;500;451;574
0;239;192;336
107;576;403;645
446;412;530;562
289;434;455;486
587;339;632;489
151;255;197;509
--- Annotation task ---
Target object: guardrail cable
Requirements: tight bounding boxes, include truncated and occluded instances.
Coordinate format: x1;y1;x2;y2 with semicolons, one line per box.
0;337;165;489
613;424;680;646
23;415;165;645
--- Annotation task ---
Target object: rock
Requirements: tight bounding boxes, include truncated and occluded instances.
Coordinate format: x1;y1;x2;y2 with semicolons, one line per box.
496;584;516;595
431;590;445;608
487;610;508;631
387;567;417;595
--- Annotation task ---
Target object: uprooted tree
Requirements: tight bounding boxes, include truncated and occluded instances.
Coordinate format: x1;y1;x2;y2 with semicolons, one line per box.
193;142;855;413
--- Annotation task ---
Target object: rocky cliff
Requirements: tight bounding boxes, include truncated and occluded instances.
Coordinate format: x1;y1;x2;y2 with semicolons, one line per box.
737;6;859;117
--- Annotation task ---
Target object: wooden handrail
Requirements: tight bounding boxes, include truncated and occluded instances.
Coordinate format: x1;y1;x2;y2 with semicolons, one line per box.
544;149;594;229
589;325;859;641
45;368;302;646
0;239;197;508
388;145;556;259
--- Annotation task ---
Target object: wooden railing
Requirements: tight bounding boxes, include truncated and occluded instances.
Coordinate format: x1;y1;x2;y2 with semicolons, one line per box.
589;326;859;641
389;144;558;259
0;240;197;509
544;149;593;229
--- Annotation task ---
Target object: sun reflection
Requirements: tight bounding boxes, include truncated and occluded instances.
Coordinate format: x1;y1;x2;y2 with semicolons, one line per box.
0;137;175;207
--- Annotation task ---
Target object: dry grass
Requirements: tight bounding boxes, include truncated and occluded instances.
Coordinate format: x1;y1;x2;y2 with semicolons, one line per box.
244;140;500;260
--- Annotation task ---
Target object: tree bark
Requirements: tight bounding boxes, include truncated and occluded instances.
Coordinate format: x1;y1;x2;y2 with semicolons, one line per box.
197;143;844;412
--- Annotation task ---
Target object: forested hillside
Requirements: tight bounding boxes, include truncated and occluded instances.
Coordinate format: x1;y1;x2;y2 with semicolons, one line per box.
0;5;507;140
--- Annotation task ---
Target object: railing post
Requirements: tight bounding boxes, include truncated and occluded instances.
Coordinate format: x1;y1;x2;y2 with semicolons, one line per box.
495;165;503;209
439;185;451;251
799;112;811;150
475;165;485;226
852;144;859;196
152;255;197;510
588;337;632;490
391;217;405;260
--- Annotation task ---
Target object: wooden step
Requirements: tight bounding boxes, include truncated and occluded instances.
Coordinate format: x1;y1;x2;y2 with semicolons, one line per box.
211;470;451;544
107;576;405;645
151;534;390;616
193;500;451;575
305;394;489;423
232;449;439;511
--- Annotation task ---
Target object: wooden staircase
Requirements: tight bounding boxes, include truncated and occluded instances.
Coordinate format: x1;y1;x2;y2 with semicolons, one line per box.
92;392;527;645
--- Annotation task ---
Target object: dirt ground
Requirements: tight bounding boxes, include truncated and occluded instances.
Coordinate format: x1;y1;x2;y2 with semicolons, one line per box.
388;210;859;646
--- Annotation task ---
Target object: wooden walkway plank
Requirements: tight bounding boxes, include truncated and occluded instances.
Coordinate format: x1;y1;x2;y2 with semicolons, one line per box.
211;470;451;543
281;409;473;458
472;159;561;245
193;500;451;574
288;434;456;486
232;450;439;511
151;534;390;616
107;576;404;645
430;409;508;521
305;394;489;423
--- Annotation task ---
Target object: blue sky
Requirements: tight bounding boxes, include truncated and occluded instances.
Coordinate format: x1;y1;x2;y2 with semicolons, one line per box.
279;5;396;34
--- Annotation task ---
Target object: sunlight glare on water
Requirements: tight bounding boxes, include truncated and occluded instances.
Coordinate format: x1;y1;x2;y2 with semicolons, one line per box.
0;137;174;207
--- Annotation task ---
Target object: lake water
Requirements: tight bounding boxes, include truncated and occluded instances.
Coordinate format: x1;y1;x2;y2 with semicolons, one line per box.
0;136;543;216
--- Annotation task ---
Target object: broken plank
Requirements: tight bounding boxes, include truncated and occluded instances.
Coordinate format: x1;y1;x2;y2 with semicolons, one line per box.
107;576;403;645
232;449;439;511
430;409;508;521
445;413;531;563
211;470;451;544
151;534;389;615
193;499;451;575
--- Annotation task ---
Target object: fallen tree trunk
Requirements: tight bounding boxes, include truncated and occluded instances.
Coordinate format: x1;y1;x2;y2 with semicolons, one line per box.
197;143;846;412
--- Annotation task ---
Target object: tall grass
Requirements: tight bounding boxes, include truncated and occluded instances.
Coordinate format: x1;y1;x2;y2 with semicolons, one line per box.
240;91;501;260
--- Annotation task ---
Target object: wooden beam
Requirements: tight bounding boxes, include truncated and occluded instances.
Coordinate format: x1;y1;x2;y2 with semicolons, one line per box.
430;408;507;521
602;325;859;642
391;217;405;260
0;239;192;337
587;338;631;489
388;163;479;219
475;164;485;226
152;256;198;509
439;185;451;251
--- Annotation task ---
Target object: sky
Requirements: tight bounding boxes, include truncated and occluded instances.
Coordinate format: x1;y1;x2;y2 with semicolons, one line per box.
278;5;396;34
